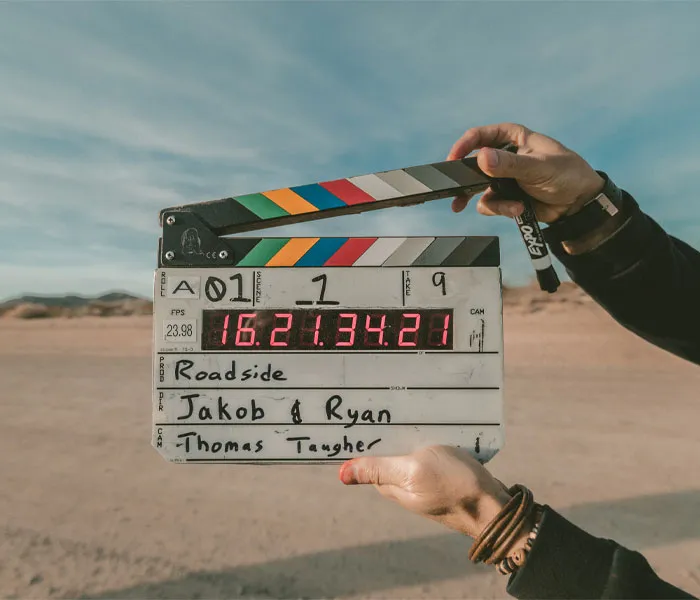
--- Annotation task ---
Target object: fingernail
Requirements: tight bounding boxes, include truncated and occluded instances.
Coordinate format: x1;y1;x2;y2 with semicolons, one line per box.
483;148;499;169
339;460;356;485
507;204;521;217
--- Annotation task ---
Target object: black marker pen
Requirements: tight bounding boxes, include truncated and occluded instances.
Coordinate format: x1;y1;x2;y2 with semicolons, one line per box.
489;144;560;293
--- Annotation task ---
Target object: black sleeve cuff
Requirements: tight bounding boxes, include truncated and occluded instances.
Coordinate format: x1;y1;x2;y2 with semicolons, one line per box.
506;506;617;599
547;191;657;284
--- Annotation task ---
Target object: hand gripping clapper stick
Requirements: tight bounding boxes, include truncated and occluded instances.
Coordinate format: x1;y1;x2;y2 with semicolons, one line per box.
152;155;556;465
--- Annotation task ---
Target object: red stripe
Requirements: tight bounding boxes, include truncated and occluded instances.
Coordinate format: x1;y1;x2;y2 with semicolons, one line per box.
324;238;377;266
319;179;375;205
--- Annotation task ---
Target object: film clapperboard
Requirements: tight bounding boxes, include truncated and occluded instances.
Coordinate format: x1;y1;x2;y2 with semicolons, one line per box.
152;154;560;465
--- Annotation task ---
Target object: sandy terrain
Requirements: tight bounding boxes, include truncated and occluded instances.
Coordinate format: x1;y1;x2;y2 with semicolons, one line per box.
1;301;699;599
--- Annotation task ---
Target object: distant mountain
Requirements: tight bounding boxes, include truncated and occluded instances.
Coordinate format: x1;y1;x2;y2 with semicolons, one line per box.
1;283;589;320
0;291;153;319
0;292;147;308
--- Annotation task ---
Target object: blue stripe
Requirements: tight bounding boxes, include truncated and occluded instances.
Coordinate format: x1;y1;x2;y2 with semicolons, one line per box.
295;237;348;266
291;184;347;210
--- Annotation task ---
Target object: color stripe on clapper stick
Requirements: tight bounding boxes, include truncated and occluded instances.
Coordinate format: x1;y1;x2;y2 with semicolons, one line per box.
382;238;435;266
295;238;348;267
235;238;289;267
236;163;475;218
352;238;407;266
230;236;500;267
324;238;377;266
265;238;319;266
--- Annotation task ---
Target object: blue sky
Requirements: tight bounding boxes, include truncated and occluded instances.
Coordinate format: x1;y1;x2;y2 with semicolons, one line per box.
1;1;699;299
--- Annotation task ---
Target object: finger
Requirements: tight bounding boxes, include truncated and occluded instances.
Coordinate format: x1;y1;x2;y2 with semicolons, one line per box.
339;455;408;486
451;191;477;213
474;188;500;216
374;483;402;502
447;122;529;160
375;483;422;510
476;197;500;217
476;191;524;218
476;147;544;180
479;192;558;222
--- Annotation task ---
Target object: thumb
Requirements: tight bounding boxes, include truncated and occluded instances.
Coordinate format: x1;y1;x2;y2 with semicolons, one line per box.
477;147;543;180
339;456;407;486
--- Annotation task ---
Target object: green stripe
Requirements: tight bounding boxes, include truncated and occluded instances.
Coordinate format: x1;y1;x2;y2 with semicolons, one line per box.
235;193;289;219
237;238;289;266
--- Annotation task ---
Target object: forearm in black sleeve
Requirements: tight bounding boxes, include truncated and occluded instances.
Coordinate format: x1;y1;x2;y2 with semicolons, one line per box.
547;192;700;365
506;506;697;599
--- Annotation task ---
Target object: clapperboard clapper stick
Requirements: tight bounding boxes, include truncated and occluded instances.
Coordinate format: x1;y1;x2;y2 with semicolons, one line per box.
158;152;560;292
152;152;553;465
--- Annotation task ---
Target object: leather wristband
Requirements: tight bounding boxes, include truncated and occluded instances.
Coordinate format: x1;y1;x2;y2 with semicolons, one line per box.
543;172;624;244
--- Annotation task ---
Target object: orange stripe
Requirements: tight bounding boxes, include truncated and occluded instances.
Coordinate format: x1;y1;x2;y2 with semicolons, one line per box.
265;238;320;266
262;188;318;215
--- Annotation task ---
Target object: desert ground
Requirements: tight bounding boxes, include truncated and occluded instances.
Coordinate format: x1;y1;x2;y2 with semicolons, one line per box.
1;297;699;599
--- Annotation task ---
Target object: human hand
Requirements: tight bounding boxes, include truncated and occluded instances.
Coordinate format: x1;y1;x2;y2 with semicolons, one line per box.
447;123;605;223
339;445;512;539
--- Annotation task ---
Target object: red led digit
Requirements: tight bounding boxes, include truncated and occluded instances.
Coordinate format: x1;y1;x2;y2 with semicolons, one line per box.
311;314;321;345
299;312;322;346
336;313;358;346
270;313;293;346
235;313;257;346
221;314;231;345
364;313;386;347
398;313;421;347
427;312;450;346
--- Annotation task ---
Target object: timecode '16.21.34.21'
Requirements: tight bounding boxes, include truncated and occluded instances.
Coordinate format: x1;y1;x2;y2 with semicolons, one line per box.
200;309;454;351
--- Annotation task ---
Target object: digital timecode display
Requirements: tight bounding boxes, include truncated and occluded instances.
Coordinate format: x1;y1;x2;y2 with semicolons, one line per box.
201;309;454;351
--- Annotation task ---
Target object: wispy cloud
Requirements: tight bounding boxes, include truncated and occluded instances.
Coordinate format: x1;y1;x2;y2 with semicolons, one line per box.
1;1;698;298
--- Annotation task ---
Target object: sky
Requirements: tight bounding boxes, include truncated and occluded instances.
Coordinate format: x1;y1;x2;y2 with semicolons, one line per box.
1;1;699;300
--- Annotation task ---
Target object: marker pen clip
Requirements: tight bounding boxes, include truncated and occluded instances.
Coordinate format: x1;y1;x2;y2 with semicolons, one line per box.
490;144;560;293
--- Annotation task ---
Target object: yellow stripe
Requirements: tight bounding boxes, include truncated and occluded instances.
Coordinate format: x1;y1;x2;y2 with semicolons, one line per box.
266;238;320;266
263;188;318;215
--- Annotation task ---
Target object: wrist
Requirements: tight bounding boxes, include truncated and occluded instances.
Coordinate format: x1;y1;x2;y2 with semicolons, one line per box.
472;490;512;537
562;172;606;217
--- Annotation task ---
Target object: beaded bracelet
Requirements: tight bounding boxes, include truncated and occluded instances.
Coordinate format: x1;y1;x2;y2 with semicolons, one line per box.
496;506;543;575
